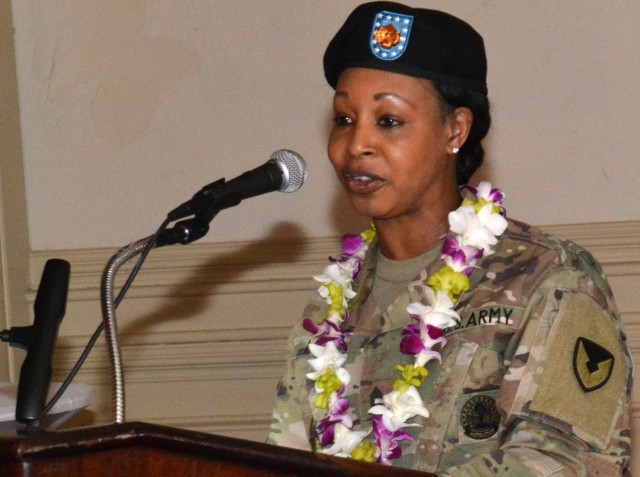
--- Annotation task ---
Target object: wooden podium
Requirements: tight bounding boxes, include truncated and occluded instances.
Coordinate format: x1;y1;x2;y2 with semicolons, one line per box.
0;421;435;476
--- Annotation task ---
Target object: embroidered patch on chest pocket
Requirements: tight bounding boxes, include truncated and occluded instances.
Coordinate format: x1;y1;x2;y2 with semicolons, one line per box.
456;389;501;444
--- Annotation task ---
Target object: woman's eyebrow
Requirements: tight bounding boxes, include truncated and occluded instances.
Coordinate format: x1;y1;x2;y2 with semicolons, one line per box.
373;92;417;109
333;91;417;109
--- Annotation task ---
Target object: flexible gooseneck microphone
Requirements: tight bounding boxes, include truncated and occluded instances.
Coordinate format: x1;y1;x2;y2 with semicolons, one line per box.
158;149;307;247
15;258;71;427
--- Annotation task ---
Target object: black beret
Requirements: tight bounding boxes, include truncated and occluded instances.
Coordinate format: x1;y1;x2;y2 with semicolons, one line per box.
323;2;487;94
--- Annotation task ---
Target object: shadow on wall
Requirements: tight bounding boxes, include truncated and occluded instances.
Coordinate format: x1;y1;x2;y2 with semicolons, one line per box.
116;221;308;337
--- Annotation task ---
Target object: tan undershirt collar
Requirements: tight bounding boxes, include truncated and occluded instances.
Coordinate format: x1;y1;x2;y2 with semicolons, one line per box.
372;244;442;312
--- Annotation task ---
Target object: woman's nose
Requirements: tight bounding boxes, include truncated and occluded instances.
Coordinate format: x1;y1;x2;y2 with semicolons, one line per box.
347;122;376;158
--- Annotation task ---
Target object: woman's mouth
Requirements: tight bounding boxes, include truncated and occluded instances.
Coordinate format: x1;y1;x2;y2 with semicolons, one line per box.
342;170;384;194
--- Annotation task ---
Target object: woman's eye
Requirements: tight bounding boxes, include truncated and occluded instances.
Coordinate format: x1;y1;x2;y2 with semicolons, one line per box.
333;115;353;127
378;116;402;128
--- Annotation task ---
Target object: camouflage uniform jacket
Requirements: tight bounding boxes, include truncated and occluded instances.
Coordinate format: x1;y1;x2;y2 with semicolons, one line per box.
267;219;633;476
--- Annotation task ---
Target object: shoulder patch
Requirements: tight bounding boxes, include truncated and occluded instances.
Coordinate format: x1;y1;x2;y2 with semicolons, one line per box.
528;290;627;449
573;337;614;393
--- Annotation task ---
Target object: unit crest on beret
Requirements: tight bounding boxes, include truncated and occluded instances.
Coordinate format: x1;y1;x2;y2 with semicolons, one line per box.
370;10;414;61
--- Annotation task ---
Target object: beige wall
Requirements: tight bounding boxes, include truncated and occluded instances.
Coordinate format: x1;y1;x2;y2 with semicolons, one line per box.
1;0;639;474
8;1;640;251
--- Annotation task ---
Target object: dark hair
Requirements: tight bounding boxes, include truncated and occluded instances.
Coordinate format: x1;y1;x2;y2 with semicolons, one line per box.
432;81;491;185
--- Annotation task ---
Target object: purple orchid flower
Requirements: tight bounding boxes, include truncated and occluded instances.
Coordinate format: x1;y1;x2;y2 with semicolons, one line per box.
371;415;413;464
342;234;365;255
399;321;445;355
303;318;351;351
485;186;505;205
441;235;482;276
461;182;505;206
313;389;352;447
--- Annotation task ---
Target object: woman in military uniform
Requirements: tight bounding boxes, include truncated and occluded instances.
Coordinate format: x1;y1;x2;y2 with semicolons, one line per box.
268;2;633;475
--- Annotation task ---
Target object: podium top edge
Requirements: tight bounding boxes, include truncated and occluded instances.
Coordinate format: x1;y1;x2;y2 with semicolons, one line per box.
0;421;434;477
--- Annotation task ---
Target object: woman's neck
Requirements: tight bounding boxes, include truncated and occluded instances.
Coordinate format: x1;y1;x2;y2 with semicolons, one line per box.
374;192;460;260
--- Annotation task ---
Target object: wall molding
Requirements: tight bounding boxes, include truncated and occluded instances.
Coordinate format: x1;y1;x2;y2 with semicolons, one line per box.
52;329;290;384
29;220;640;298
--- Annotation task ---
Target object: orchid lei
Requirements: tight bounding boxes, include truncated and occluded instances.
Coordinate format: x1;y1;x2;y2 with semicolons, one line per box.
304;182;507;465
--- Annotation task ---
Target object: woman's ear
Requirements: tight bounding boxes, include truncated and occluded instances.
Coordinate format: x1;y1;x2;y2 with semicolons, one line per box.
448;107;473;154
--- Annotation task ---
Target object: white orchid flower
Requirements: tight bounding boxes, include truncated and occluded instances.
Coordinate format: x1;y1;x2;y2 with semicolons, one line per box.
443;253;476;273
414;347;443;368
476;202;508;237
407;287;460;329
314;262;357;305
321;423;369;457
306;342;348;381
369;386;429;431
339;255;363;276
448;205;499;255
475;181;505;205
314;263;351;288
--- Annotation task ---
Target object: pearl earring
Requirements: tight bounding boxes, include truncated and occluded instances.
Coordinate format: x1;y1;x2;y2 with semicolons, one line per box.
452;147;459;154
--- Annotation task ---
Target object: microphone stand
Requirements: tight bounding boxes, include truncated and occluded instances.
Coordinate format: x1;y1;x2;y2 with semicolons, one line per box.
100;216;216;424
100;236;152;424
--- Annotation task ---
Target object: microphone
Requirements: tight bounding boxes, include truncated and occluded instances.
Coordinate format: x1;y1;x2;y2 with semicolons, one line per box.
15;258;71;426
166;149;307;222
157;149;307;247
